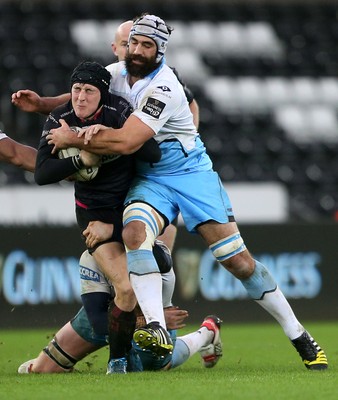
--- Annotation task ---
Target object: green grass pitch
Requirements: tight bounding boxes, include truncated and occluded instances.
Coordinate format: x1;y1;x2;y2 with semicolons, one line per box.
0;321;337;400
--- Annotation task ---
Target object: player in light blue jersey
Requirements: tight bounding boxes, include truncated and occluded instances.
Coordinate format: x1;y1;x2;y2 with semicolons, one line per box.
47;13;327;371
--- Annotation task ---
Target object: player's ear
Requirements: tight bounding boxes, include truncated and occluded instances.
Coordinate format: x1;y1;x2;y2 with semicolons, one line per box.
112;43;117;56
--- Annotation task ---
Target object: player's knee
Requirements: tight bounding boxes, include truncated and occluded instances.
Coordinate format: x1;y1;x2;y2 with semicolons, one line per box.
123;202;164;250
118;284;136;302
209;232;254;279
122;220;146;249
224;252;255;279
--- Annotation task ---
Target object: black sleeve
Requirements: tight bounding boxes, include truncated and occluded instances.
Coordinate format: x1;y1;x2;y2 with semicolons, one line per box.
34;137;79;185
81;292;110;336
171;67;194;104
34;112;80;185
134;137;161;163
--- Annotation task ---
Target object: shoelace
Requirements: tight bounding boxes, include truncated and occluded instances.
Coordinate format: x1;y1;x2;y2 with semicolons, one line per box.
296;339;318;359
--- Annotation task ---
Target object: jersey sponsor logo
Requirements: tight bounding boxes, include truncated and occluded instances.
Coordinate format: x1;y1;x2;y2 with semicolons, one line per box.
152;90;172;99
1;250;81;305
142;97;166;119
42;129;50;138
79;266;101;282
101;154;121;164
45;113;59;126
156;86;171;92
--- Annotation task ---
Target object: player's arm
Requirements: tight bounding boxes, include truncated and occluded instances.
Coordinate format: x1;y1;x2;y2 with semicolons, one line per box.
11;90;70;115
34;136;79;184
189;99;200;130
0;136;37;172
83;221;114;248
34;114;99;185
164;306;189;329
48;82;181;155
35;138;99;185
135;306;188;330
47;116;155;155
171;67;200;129
182;85;200;129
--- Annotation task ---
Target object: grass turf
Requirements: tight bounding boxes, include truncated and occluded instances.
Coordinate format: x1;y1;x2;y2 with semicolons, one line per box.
0;321;337;400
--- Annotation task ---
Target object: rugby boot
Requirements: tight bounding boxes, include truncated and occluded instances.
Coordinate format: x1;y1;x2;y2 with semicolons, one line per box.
106;357;128;374
291;331;328;370
199;315;223;368
133;322;173;357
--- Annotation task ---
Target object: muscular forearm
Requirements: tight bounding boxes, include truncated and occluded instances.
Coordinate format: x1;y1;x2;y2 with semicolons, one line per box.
16;145;37;172
82;130;143;155
0;139;37;172
40;94;71;115
48;115;154;155
52;128;136;155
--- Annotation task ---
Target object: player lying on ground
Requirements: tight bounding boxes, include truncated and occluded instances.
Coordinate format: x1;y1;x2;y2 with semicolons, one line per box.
18;247;222;373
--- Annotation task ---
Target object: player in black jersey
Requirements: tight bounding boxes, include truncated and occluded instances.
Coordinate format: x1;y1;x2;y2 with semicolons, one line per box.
34;60;162;374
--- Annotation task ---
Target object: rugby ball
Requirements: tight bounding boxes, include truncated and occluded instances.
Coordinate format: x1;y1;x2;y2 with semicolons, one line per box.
58;147;99;182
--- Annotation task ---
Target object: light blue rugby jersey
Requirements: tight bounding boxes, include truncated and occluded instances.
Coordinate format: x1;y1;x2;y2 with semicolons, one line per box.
105;61;213;176
136;137;213;176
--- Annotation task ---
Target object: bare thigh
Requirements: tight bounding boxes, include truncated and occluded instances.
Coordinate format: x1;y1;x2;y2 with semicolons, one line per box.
93;241;136;310
157;224;177;252
197;220;239;245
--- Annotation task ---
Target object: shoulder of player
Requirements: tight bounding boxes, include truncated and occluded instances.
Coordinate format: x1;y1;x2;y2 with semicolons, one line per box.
51;101;71;118
145;78;183;103
105;61;125;77
44;103;73;129
162;63;182;80
151;66;183;93
105;93;132;113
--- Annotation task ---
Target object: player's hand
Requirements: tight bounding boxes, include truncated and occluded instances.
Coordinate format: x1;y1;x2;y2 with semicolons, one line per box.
47;119;75;153
83;221;114;248
164;306;189;330
11;90;42;113
78;124;109;145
